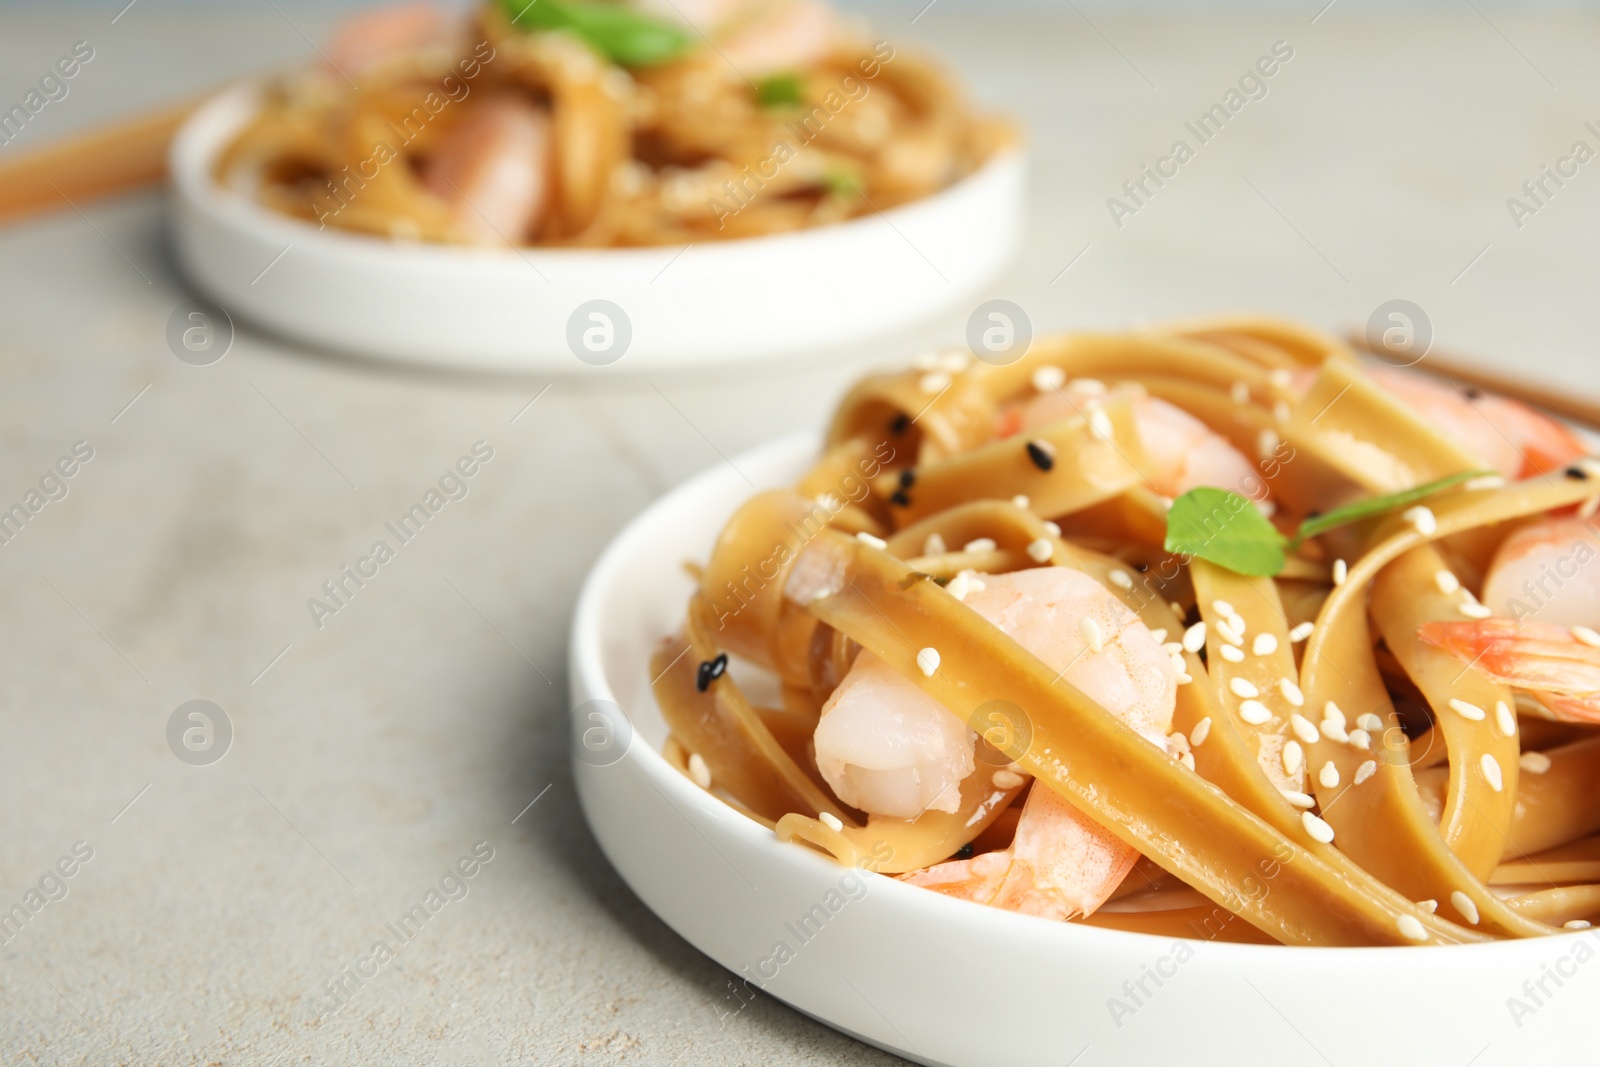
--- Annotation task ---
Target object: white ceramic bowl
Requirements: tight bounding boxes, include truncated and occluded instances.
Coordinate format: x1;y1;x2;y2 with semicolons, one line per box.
571;432;1598;1067
169;84;1025;373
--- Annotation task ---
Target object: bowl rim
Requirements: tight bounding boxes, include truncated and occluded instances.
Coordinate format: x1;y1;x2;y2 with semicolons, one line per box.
169;79;1028;269
568;429;1578;963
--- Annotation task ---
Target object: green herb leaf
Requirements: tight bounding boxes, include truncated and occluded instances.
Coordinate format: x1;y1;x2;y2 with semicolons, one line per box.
1289;469;1494;549
821;166;860;198
1164;488;1286;577
755;73;804;107
501;0;691;67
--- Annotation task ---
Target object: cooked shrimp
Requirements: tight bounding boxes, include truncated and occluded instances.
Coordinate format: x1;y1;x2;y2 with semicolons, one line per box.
422;94;553;244
1009;381;1259;501
325;3;453;76
1481;516;1600;628
1419;618;1600;723
637;0;841;77
1365;366;1585;480
888;567;1177;920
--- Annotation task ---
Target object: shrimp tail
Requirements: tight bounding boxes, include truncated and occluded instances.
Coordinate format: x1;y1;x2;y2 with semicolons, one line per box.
1418;618;1600;722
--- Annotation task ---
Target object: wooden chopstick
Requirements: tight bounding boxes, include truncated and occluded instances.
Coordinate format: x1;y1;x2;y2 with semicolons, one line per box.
1347;332;1600;435
0;98;198;226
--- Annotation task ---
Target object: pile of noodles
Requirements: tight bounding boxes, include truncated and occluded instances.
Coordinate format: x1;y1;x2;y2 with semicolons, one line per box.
215;2;1010;247
650;314;1600;947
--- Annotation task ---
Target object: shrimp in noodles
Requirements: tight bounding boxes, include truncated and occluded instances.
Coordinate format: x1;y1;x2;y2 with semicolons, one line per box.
422;94;553;243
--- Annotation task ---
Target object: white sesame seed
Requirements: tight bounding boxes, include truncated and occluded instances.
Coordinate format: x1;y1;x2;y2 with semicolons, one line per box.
962;571;985;592
1170;601;1187;620
1279;678;1305;706
1481;753;1503;792
1357;713;1384;733
1403;505;1438;536
941;350;970;374
916;647;940;677
856;531;888;549
1417;899;1437;914
1074;377;1109;396
1459;602;1493;619
1176;672;1194;685
1582;458;1600;479
1349;729;1371;750
1332;559;1348;586
1026;538;1054;563
818;493;843;511
1397;914;1428;942
1191;717;1212;747
1109;569;1134;590
992;770;1024;790
1253;633;1279;656
1168;730;1191;755
1463;475;1506;491
1566;920;1592;930
1231;380;1250;404
1215;619;1244;646
820;811;844;832
1230;677;1260;699
1289;621;1315;643
1290;714;1320;744
1318;761;1340;788
1031;365;1065;392
1496;701;1516;737
1220;644;1245;663
1322;701;1346;730
1448;698;1486;721
919;371;951;394
1281;789;1316;809
1323;720;1350;743
1180;752;1196;771
1081;617;1103;654
1089;408;1115;441
1239;700;1272;725
1258;499;1278;520
1451;891;1480;925
1163;641;1183;655
1269;367;1294;389
947;571;971;602
1227;613;1248;636
1354;760;1377;784
1274;400;1292;423
1149;628;1169;645
1212;600;1236;618
1043;520;1062;537
923;533;947;556
1302;811;1335;843
963;537;997;554
1012;494;1031;509
1169;650;1187;673
1283;740;1304;775
1583;493;1600;519
1182;621;1208;653
1258;428;1280;460
1573;625;1600;648
1520;751;1552;774
1433;570;1461;595
688;752;712;789
912;351;941;371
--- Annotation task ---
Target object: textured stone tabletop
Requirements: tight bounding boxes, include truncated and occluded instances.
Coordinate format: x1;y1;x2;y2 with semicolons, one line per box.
0;3;1597;1065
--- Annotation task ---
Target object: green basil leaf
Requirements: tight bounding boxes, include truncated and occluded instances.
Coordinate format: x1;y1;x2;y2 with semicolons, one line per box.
1289;469;1494;549
755;73;804;107
501;0;691;67
1164;488;1286;577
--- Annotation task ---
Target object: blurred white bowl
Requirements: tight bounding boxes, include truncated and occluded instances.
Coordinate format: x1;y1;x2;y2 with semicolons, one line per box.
169;84;1024;372
570;432;1598;1067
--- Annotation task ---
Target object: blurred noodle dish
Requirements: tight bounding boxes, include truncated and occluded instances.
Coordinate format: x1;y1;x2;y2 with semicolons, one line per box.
216;0;1014;247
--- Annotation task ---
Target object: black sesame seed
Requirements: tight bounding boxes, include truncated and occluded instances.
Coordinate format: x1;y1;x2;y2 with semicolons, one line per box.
1565;466;1588;481
696;653;729;692
898;469;916;488
1463;387;1483;399
889;413;910;435
1026;440;1055;472
954;843;974;860
890;490;911;507
1307;509;1322;520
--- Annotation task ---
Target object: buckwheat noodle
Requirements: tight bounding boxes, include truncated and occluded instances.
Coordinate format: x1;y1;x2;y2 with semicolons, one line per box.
651;314;1600;947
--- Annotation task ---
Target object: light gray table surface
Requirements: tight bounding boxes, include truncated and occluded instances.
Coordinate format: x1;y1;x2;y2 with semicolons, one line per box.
1;3;1597;1065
